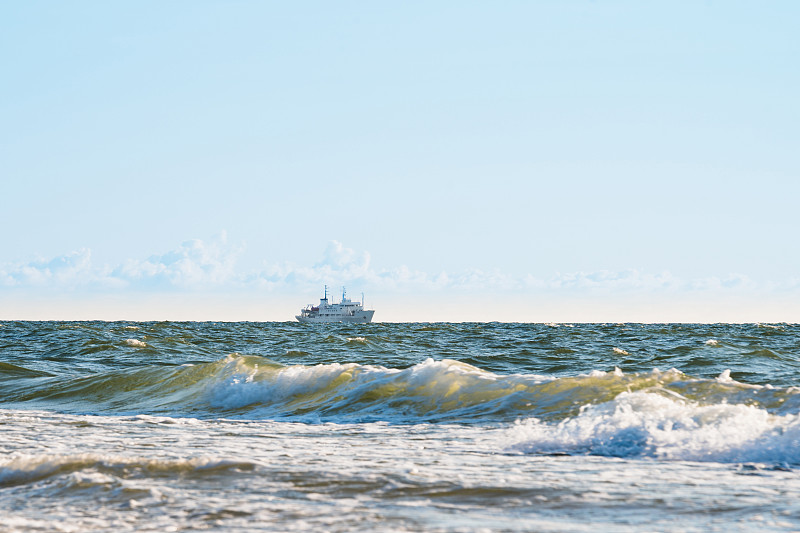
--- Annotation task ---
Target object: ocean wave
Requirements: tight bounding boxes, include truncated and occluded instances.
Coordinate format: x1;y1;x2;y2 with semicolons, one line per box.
205;356;553;420
508;390;800;465
0;361;53;379
0;453;256;488
4;355;800;424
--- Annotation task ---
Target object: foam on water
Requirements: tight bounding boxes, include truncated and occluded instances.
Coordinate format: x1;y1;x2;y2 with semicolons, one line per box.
3;322;800;531
509;390;800;464
125;339;147;348
0;453;255;488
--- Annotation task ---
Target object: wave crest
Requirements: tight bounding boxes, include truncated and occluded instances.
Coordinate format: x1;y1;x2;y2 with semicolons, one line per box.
5;355;800;425
509;391;800;464
207;357;549;420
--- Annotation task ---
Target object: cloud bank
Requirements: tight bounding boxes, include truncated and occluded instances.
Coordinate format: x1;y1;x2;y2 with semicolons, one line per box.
0;236;794;298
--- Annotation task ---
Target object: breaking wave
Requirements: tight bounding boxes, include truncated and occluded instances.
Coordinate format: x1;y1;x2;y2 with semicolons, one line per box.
508;390;800;465
4;355;800;428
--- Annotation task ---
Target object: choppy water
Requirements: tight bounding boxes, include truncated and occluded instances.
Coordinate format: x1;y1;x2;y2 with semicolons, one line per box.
1;321;799;531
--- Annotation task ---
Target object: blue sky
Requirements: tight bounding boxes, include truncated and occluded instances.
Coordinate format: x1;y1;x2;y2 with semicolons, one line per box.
2;1;799;321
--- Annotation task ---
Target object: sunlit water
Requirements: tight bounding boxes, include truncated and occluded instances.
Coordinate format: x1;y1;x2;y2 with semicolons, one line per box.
1;322;799;531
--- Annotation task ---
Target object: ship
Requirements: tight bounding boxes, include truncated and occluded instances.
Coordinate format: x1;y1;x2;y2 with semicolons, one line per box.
296;286;375;323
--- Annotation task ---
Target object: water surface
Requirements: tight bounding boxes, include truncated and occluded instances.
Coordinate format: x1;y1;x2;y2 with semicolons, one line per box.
1;322;798;531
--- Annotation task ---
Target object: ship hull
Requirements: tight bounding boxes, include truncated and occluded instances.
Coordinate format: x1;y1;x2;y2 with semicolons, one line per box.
295;311;375;324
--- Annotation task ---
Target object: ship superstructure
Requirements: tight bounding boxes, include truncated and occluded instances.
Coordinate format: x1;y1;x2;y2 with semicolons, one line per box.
296;286;375;323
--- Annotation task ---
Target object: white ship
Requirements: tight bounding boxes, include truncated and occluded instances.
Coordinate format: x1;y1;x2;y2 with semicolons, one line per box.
296;286;375;323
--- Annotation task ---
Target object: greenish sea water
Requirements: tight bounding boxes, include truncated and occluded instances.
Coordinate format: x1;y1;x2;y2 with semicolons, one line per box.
1;322;799;531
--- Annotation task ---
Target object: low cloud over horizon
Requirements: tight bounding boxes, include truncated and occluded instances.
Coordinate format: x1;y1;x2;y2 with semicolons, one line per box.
2;235;796;302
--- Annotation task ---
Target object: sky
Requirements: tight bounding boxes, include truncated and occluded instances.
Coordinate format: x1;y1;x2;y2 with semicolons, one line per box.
1;1;799;322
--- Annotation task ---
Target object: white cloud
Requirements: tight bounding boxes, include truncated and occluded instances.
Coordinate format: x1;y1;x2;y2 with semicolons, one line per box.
254;241;371;289
542;269;682;292
251;241;519;292
0;236;794;300
0;233;241;291
0;249;107;288
687;273;758;292
113;232;242;289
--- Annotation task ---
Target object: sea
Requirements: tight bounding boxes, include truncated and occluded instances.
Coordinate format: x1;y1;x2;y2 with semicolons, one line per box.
1;321;799;532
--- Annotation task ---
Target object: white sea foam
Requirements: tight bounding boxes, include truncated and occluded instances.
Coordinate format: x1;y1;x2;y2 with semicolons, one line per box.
347;337;367;343
580;367;626;378
612;347;629;355
509;391;800;464
125;339;147;348
132;414;201;425
209;360;372;410
716;369;734;383
705;339;719;346
2;405;800;533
